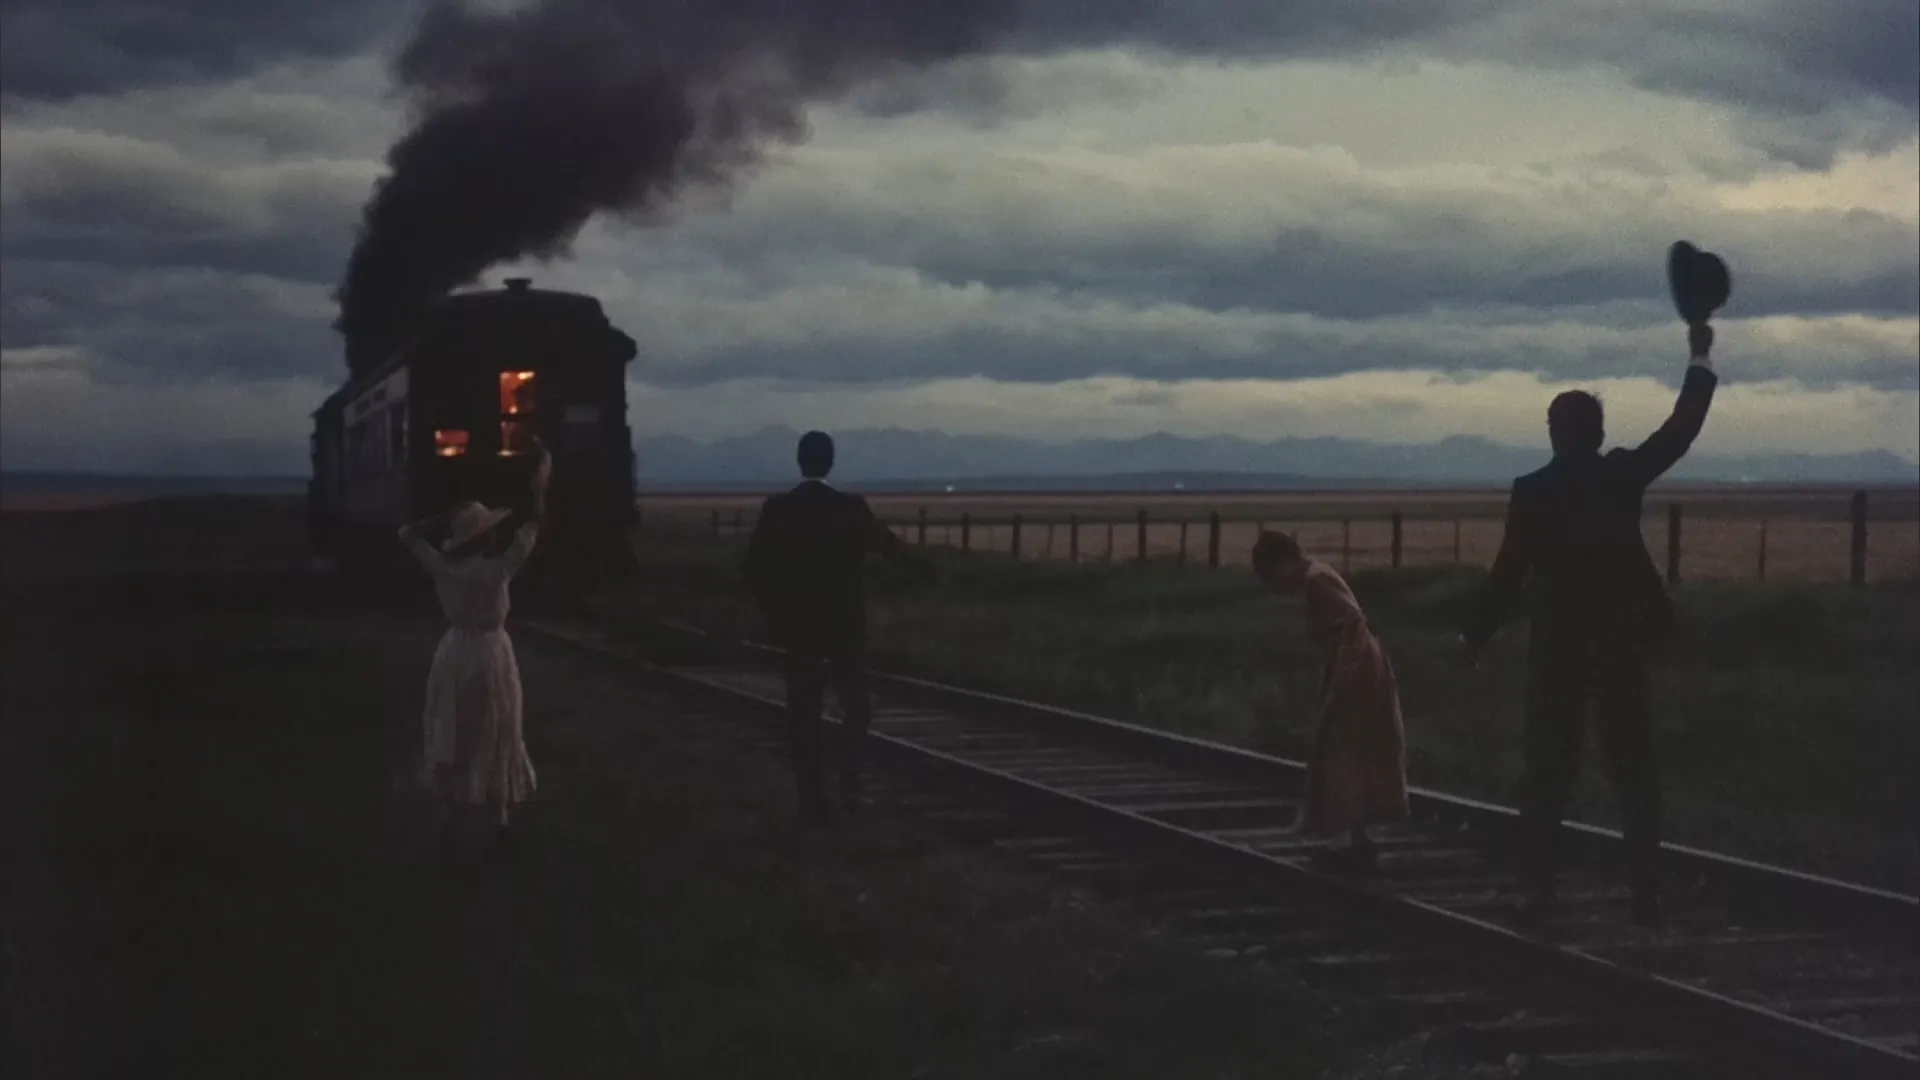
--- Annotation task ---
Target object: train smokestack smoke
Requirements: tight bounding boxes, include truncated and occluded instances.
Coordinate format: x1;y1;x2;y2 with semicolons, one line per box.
335;0;1021;373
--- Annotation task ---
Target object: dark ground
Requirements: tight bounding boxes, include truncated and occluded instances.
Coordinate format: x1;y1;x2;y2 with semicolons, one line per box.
0;499;1427;1079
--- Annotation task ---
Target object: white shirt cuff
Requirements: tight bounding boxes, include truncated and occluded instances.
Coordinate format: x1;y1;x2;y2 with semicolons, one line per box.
1689;355;1715;374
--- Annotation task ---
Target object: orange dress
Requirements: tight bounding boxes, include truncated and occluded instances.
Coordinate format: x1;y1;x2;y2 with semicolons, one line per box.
1294;561;1411;836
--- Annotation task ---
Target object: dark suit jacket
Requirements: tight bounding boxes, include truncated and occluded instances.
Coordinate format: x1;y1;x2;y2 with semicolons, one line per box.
1465;363;1719;649
742;480;906;650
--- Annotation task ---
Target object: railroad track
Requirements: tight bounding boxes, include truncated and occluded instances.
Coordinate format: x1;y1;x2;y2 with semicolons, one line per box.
527;615;1919;1079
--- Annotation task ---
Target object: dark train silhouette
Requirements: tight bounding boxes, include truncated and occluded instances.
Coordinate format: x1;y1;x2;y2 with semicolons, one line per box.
308;277;640;592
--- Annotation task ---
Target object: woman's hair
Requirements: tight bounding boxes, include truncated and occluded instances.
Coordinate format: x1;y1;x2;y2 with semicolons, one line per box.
1251;530;1305;570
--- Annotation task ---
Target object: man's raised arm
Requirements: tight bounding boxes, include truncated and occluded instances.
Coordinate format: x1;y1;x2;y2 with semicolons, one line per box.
1616;324;1719;489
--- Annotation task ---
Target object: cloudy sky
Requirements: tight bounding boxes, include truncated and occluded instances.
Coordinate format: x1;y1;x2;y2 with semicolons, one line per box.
2;0;1916;476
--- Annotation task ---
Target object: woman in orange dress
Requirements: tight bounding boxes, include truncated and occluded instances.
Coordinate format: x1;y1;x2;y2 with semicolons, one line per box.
1253;531;1411;870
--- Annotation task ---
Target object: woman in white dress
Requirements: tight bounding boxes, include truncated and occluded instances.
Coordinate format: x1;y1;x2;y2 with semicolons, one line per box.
397;438;551;853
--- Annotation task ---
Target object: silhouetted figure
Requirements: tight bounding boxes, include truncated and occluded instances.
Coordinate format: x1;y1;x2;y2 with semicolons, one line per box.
397;437;552;857
1253;531;1411;873
1462;324;1719;927
742;432;933;826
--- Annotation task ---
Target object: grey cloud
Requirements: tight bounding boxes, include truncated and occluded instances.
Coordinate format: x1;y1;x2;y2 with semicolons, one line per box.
0;127;370;284
847;53;1173;124
1006;0;1510;61
0;0;408;100
660;154;1920;323
4;108;1913;395
649;309;1920;392
7;0;1910;143
1447;0;1920;123
0;260;342;382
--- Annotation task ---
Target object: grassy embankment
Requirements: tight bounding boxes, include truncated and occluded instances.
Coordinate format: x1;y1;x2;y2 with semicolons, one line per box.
2;498;1391;1079
602;532;1920;894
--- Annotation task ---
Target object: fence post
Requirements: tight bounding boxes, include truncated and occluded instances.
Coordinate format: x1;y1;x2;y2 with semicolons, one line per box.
1137;509;1149;565
917;506;928;547
1178;520;1189;565
1208;512;1222;568
961;513;972;553
1106;522;1116;564
1390;511;1404;570
1757;520;1768;582
1011;514;1023;561
1069;514;1080;563
1850;490;1868;587
1452;519;1462;564
710;509;722;539
1341;519;1352;572
1666;504;1682;586
733;510;743;533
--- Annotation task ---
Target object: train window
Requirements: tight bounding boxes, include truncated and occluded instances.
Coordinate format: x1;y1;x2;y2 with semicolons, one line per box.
435;429;470;457
500;371;536;416
499;420;535;456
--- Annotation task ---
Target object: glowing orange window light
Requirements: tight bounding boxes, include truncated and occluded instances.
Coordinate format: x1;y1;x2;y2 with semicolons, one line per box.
434;429;470;457
500;371;536;415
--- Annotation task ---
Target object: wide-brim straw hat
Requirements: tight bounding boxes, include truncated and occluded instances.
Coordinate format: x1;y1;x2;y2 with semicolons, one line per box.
442;501;514;552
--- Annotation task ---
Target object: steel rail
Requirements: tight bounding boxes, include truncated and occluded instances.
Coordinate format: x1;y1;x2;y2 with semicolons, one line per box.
529;616;1918;1079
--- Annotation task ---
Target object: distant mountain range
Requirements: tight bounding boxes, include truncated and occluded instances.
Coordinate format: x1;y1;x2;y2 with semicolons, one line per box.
5;428;1914;499
634;427;1920;489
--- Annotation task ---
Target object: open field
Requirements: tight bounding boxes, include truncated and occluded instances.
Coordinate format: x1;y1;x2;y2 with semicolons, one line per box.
642;486;1920;585
600;530;1920;894
2;498;1386;1079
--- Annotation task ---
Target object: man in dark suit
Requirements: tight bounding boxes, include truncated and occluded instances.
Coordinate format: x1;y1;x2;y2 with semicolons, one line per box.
1462;324;1719;927
743;431;933;825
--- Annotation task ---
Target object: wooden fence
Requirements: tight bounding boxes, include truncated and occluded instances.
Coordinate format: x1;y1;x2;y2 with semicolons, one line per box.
658;490;1909;586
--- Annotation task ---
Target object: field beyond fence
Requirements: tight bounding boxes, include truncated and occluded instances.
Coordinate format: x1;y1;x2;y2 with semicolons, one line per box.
639;487;1920;586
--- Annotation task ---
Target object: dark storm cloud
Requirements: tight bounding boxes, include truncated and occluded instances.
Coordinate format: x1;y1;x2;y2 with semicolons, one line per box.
903;215;1920;322
0;260;340;382
7;0;1910;131
1465;0;1919;123
0;0;407;100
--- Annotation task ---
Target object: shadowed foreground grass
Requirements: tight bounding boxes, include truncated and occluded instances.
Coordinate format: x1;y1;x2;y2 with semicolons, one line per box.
602;535;1920;894
3;502;1370;1079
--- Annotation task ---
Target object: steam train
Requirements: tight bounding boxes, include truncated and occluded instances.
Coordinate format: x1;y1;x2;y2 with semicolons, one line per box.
308;278;640;593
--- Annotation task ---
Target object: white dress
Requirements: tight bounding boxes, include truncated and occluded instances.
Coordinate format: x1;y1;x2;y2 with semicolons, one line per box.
403;523;539;808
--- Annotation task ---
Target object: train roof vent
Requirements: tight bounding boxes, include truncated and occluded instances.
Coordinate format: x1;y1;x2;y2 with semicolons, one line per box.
503;277;532;291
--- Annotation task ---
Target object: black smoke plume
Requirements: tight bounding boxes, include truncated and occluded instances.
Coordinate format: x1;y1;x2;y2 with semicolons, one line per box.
335;0;1020;373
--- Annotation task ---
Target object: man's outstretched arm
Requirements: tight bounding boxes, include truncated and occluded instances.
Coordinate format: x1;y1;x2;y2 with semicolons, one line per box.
1617;324;1719;488
858;498;935;578
1462;483;1530;652
741;498;780;606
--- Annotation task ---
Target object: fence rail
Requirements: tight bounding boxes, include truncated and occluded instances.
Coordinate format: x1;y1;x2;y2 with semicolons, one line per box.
645;490;1915;586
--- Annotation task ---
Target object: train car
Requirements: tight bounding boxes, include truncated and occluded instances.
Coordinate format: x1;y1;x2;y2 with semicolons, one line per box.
308;277;639;594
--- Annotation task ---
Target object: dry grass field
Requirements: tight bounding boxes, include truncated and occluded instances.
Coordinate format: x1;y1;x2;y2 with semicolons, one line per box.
603;522;1920;893
642;486;1920;585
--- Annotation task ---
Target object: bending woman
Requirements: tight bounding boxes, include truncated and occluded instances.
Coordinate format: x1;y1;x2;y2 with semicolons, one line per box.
1252;531;1411;870
397;438;551;853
